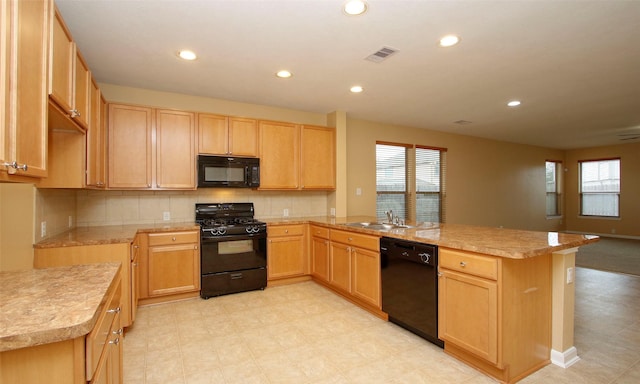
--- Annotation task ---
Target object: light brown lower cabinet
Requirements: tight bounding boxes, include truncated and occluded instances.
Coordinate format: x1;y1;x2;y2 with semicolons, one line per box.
310;225;330;282
325;229;382;311
138;230;201;305
267;224;307;281
438;247;552;384
0;273;122;384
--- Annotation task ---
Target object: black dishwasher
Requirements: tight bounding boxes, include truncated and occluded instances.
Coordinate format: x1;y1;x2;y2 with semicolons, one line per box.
381;237;443;348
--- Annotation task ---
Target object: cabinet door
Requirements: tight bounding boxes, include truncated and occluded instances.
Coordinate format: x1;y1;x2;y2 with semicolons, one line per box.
311;236;330;282
130;238;140;324
198;113;228;155
438;269;498;364
351;247;381;308
329;242;351;292
267;235;305;279
229;117;258;157
108;104;153;188
2;0;49;178
86;79;105;187
49;8;74;113
156;109;196;189
259;121;299;189
73;51;89;130
148;243;200;296
301;125;335;190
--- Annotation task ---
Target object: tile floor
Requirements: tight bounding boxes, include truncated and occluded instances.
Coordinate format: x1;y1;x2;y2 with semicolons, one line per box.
123;268;640;383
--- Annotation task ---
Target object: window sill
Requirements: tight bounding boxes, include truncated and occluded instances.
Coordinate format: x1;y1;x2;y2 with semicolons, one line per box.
577;215;621;221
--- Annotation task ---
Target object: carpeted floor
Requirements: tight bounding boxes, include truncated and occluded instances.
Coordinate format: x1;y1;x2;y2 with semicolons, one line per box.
576;236;640;276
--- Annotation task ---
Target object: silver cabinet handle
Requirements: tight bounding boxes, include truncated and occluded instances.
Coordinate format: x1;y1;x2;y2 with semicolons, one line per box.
284;229;289;233
172;237;177;241
460;261;466;267
107;306;121;314
70;109;80;118
194;245;198;250
109;337;120;346
3;161;27;171
112;328;123;336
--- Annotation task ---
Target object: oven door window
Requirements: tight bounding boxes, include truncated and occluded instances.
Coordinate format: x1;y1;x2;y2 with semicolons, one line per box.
219;239;254;255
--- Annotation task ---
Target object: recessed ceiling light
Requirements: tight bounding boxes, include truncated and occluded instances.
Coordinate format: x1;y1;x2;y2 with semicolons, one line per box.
439;35;460;47
178;50;197;60
276;70;292;78
507;100;522;107
350;85;363;93
344;0;367;15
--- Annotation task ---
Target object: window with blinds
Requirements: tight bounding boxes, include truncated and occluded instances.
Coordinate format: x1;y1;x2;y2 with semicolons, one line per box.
376;142;446;223
579;158;620;217
545;160;562;217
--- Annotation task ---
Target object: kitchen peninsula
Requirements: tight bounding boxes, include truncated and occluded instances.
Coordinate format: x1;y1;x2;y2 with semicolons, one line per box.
29;218;596;384
0;263;121;383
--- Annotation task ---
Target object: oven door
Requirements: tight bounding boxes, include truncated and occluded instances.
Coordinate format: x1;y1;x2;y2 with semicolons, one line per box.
201;233;267;274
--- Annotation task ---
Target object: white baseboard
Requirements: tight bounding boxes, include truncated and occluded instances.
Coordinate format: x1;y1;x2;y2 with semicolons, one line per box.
551;347;580;368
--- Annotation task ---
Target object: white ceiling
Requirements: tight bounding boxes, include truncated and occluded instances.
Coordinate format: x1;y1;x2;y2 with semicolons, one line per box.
55;0;640;150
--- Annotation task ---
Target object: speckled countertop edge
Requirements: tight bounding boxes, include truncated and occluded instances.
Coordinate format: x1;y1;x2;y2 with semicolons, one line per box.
0;263;121;352
265;216;599;258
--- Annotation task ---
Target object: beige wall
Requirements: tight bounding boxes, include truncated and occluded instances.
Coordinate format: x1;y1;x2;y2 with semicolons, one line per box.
564;141;640;237
99;83;328;126
345;118;566;232
0;183;36;271
33;188;77;243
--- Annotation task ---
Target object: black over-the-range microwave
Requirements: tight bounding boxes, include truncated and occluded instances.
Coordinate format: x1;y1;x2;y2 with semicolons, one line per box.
197;155;260;188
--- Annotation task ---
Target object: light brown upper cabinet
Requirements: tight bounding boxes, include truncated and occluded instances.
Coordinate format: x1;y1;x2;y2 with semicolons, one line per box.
198;114;258;157
155;109;197;189
108;104;154;189
48;6;89;131
108;103;196;190
258;121;336;190
1;0;50;180
301;125;336;190
258;120;300;189
86;79;107;188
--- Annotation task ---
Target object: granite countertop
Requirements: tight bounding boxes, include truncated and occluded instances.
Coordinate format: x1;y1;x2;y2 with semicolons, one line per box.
0;263;121;352
266;216;599;259
33;217;597;259
34;222;201;249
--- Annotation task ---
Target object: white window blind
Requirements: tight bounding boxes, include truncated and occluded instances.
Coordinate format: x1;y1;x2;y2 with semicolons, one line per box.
376;143;446;223
376;144;407;221
415;147;445;223
545;161;562;217
579;158;620;217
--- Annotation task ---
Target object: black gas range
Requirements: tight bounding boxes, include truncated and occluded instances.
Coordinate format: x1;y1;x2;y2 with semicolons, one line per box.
196;203;267;298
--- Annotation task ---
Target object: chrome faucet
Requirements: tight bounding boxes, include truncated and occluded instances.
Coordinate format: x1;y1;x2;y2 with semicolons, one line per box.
385;210;394;224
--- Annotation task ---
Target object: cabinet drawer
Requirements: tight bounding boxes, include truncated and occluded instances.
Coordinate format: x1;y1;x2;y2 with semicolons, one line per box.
310;225;329;239
86;278;121;380
148;231;199;246
439;248;499;280
330;229;379;251
268;224;304;237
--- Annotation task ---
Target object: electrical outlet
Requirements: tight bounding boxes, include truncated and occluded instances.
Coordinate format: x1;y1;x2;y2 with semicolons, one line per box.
283;208;289;217
41;221;47;237
68;215;73;228
163;211;171;221
356;187;362;196
566;267;574;284
330;208;336;217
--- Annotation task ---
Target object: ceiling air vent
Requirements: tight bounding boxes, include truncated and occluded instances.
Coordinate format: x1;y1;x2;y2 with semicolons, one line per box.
365;47;398;63
453;120;473;125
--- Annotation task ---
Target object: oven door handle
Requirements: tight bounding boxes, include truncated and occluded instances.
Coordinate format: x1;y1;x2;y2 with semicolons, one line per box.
230;273;244;280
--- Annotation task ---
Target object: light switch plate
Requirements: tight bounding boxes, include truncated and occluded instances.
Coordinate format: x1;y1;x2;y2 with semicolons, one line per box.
163;211;171;221
283;209;289;217
566;267;574;284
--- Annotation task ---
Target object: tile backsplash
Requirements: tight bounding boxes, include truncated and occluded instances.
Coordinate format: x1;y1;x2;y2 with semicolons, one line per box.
36;189;331;240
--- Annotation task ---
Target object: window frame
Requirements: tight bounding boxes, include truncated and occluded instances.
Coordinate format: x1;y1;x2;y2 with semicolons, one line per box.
375;141;446;224
578;157;621;218
545;160;562;218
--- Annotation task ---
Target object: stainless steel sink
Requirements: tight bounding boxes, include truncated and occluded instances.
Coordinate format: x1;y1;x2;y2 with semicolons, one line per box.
343;222;414;230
